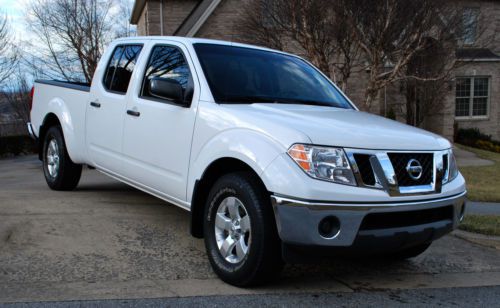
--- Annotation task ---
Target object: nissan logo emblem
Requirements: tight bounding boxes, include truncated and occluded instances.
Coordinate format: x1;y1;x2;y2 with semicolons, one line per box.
406;159;423;180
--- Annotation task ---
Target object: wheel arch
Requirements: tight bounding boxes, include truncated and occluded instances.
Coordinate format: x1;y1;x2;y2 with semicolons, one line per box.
38;113;62;160
190;157;270;238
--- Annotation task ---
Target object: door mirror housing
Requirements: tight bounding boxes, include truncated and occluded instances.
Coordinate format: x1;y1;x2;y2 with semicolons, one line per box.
149;77;186;105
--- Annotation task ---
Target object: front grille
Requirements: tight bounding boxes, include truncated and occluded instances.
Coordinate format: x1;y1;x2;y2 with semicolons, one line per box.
359;206;453;230
388;153;433;186
353;154;376;186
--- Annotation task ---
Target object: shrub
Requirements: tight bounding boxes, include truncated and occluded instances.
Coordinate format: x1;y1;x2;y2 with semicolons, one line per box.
475;140;500;154
455;128;491;145
455;128;500;154
386;107;396;120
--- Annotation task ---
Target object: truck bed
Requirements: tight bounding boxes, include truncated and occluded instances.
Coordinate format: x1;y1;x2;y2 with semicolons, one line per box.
31;79;91;164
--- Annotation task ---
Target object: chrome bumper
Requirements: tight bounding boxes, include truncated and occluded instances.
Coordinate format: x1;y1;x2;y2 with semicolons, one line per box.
271;191;467;247
27;122;37;140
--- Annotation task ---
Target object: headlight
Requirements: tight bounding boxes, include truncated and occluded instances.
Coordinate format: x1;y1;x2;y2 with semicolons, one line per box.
446;149;459;183
287;144;356;186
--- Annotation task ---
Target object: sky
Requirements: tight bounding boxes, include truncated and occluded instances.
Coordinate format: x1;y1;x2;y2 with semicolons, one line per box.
0;0;136;88
1;0;135;42
1;0;32;40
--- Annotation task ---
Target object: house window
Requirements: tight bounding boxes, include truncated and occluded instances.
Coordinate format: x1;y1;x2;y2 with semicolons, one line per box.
462;8;479;45
455;77;489;118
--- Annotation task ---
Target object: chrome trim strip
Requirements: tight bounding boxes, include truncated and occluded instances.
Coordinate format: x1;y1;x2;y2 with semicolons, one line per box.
399;184;434;194
372;153;398;194
27;122;37;140
272;190;467;209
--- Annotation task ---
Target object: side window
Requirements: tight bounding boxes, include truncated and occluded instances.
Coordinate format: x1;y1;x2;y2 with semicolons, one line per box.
141;45;192;100
103;45;142;94
103;46;123;90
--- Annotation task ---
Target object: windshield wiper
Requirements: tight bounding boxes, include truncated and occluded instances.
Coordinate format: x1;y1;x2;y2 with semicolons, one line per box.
269;98;334;107
218;95;278;104
218;95;335;107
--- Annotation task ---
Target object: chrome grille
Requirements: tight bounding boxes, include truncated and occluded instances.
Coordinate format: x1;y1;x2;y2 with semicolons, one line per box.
387;152;433;186
353;154;376;186
346;149;449;196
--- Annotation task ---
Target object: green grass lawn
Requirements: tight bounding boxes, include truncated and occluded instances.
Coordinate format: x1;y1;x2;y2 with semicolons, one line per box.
459;215;500;236
456;145;500;202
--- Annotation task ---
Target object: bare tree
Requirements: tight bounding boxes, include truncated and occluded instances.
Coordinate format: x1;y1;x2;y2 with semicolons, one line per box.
3;70;31;124
115;0;137;38
401;38;453;126
394;6;491;126
240;0;479;115
338;0;469;112
25;0;117;83
239;0;363;91
0;12;18;86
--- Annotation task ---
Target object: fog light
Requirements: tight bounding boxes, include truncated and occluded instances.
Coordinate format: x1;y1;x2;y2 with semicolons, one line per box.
318;216;340;238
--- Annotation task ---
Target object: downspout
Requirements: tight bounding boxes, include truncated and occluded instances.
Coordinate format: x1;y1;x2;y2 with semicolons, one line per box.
160;0;164;36
384;85;387;117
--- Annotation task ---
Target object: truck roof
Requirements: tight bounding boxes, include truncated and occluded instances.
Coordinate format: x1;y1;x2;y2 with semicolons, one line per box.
112;36;295;57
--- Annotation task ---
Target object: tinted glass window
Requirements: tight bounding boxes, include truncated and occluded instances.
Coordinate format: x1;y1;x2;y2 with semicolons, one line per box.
103;46;123;90
141;45;192;98
103;45;142;94
193;43;352;109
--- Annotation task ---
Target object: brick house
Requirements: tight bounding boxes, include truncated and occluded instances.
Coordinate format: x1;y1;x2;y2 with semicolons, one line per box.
130;0;500;141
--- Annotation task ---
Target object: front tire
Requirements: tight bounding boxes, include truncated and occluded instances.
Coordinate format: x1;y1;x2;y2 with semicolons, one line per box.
42;126;82;191
203;172;283;286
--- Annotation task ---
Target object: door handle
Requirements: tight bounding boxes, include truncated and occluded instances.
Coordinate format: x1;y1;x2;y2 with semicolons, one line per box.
90;101;101;108
127;109;140;117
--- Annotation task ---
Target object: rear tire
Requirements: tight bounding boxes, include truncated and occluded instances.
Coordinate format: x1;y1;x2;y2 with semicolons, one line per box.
203;172;283;287
42;126;82;191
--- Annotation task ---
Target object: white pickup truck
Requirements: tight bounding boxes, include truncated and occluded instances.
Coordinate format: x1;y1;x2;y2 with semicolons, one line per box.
29;36;466;286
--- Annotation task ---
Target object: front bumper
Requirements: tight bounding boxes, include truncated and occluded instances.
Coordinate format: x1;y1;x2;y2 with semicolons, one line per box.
271;191;467;248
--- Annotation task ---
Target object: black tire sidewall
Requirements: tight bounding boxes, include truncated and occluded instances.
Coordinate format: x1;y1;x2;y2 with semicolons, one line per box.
203;173;276;285
42;126;67;189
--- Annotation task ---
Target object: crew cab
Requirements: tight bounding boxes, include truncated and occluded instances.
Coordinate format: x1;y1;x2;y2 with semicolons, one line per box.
28;36;467;286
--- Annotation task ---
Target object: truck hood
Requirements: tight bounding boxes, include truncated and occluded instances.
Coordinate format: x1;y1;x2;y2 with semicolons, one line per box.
224;104;451;151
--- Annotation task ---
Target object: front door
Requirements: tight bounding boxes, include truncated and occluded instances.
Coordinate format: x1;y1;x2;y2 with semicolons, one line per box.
121;43;199;202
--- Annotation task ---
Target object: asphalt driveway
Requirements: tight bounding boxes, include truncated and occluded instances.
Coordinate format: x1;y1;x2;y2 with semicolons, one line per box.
1;155;500;304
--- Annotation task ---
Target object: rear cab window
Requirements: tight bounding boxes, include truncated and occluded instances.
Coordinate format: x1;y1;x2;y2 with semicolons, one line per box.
102;45;143;94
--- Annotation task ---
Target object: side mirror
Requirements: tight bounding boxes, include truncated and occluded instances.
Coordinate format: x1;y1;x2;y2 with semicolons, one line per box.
149;77;184;104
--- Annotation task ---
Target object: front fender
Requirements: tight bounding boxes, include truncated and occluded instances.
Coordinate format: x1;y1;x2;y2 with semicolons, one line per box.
187;128;286;203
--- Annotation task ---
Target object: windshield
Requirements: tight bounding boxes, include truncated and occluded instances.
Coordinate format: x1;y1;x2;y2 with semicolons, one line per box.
193;43;353;109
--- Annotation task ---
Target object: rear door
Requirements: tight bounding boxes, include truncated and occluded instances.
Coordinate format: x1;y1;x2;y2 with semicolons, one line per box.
121;42;199;202
86;44;142;174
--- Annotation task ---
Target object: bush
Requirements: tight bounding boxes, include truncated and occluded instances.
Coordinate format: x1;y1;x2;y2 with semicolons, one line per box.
475;140;500;154
0;136;37;157
386;107;396;120
455;128;500;154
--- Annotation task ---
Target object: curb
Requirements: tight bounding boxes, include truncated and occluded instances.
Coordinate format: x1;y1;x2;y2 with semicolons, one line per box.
453;230;500;250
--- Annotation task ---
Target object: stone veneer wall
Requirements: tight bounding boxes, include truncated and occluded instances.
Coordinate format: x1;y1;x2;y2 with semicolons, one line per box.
136;0;198;36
